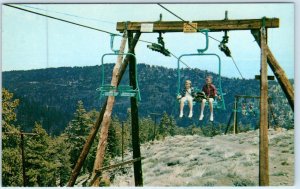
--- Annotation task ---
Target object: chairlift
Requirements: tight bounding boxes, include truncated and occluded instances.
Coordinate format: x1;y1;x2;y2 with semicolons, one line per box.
176;29;226;110
97;34;141;101
236;97;259;116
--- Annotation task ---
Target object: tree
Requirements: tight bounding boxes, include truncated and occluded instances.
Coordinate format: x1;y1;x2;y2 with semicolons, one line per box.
139;116;155;143
107;117;121;159
64;101;93;171
25;122;58;186
157;112;169;140
1;88;23;186
51;134;72;186
168;115;177;136
2;148;23;186
2;88;19;131
85;109;100;173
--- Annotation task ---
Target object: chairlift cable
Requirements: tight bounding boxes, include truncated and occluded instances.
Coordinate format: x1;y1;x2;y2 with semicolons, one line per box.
5;4;200;70
157;3;245;79
170;52;191;69
157;3;221;43
5;4;154;45
5;4;116;35
20;4;116;25
230;56;244;79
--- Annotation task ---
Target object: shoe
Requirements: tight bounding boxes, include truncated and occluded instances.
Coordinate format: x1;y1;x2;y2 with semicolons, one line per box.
199;114;204;120
210;114;214;121
188;112;193;118
179;112;183;118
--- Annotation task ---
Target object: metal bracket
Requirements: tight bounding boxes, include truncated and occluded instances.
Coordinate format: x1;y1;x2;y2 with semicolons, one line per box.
197;29;209;53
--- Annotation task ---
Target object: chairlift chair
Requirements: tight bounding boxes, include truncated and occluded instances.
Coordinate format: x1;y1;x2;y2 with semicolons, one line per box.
97;34;141;101
176;29;226;110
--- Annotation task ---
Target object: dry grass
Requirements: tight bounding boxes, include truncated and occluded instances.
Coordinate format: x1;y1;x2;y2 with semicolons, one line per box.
109;128;294;186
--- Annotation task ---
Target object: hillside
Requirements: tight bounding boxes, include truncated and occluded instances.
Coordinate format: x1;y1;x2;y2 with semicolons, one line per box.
106;128;294;186
2;64;294;135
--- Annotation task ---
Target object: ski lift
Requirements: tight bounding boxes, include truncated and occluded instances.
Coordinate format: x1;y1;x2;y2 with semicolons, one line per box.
176;29;226;110
236;97;259;116
241;102;247;116
97;34;141;101
248;99;259;116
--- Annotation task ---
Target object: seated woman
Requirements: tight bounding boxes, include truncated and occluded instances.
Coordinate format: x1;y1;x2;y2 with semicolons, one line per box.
177;80;195;118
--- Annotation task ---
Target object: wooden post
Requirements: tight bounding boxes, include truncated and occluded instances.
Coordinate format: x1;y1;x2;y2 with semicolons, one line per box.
235;102;238;134
67;32;141;187
90;32;128;187
3;132;37;187
153;115;157;141
128;31;143;186
233;97;237;134
121;121;124;162
224;112;233;135
251;30;294;111
259;27;269;186
20;133;26;187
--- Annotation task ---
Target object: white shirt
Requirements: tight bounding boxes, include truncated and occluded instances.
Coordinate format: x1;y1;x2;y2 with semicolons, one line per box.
185;88;192;98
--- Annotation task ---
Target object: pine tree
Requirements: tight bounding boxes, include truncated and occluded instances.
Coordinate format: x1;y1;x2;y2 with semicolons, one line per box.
2;88;19;131
124;108;133;149
64;101;92;171
1;88;23;186
51;134;72;186
107;117;121;158
85;109;99;173
139;116;155;143
168;115;177;136
158;112;169;140
25;122;58;186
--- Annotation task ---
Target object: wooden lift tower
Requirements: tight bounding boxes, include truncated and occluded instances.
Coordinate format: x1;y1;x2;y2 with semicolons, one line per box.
68;17;294;187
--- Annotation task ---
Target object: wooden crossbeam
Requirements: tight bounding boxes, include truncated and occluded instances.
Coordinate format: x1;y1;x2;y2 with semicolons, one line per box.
235;95;273;100
2;132;37;136
95;157;145;173
235;95;260;99
89;157;144;186
255;75;275;80
117;18;279;33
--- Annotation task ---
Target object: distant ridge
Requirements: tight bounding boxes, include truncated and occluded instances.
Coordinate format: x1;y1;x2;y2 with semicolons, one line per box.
2;64;293;135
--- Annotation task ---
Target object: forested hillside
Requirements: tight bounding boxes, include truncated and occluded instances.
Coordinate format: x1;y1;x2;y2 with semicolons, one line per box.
2;64;293;135
1;64;294;187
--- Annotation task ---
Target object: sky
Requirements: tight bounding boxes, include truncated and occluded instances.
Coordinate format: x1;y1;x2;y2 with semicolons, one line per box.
1;3;295;79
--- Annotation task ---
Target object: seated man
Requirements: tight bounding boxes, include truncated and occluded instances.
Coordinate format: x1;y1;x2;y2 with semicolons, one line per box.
199;75;219;121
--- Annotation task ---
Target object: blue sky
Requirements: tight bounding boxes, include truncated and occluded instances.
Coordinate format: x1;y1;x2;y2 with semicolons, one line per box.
2;3;294;79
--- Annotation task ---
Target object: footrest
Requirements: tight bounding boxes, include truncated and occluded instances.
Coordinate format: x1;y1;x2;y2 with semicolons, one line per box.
97;85;138;97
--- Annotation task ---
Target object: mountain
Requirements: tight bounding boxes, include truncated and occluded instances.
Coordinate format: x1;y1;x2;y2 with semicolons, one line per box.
2;64;293;135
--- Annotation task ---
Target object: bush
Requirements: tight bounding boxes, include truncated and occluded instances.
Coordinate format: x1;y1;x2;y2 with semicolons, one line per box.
204;180;216;186
233;178;255;186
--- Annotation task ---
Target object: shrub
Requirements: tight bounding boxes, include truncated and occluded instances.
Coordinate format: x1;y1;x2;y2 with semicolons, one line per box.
204;181;216;186
233;178;255;186
272;171;288;176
